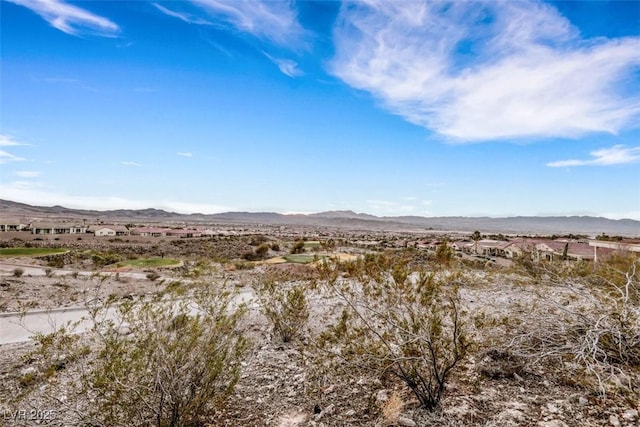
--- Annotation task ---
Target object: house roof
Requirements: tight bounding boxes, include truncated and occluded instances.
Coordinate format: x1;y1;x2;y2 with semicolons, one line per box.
131;227;171;234
31;223;85;229
477;239;505;248
566;242;595;258
0;218;28;225
88;225;129;232
166;229;201;235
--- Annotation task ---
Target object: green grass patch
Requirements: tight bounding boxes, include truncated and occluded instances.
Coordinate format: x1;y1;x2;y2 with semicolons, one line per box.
303;241;321;249
0;247;68;257
114;258;181;268
283;254;324;264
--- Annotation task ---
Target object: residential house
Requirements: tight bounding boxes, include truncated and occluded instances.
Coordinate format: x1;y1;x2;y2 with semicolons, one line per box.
475;239;505;256
31;223;87;235
0;218;28;232
588;240;640;262
130;227;170;237
451;240;473;253
535;240;599;261
502;239;537;259
165;229;202;238
87;225;130;237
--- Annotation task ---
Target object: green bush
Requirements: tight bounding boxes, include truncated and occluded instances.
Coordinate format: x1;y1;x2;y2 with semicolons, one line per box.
89;288;250;426
256;280;310;343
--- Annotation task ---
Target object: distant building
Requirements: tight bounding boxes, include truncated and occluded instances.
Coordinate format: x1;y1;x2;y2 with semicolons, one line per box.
31;223;87;235
165;229;202;238
588;240;640;262
502;239;536;258
475;239;505;256
451;240;473;253
87;225;130;237
130;227;170;237
0;218;28;232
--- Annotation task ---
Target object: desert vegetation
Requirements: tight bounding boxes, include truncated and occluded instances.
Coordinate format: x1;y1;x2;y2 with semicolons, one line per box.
0;233;638;426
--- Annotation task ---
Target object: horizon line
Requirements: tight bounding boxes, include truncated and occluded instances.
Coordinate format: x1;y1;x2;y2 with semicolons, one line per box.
1;198;638;222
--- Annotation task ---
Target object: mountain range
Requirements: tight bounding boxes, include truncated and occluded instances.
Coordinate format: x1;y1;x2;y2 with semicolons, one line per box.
1;199;638;236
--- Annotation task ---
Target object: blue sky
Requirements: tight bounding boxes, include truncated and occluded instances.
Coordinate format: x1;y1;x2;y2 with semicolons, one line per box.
1;0;639;219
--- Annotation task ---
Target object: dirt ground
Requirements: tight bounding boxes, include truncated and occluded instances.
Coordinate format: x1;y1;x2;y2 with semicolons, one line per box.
0;235;638;426
0;263;169;313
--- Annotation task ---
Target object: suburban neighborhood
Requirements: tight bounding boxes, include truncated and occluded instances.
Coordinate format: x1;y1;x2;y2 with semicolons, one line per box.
2;216;638;265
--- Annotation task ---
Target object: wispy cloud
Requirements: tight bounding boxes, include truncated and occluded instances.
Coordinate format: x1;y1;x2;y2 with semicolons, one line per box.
0;135;29;147
32;75;98;92
152;3;212;25
263;52;303;77
0;135;29;164
121;161;142;167
0;150;26;164
547;145;640;167
36;77;83;84
188;0;306;48
177;152;193;157
15;171;41;178
7;0;119;37
331;0;640;142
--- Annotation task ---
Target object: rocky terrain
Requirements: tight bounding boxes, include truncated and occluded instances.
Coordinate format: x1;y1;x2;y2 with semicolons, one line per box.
0;222;638;426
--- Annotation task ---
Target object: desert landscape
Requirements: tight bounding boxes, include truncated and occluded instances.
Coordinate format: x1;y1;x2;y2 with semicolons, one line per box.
3;1;640;425
0;202;639;426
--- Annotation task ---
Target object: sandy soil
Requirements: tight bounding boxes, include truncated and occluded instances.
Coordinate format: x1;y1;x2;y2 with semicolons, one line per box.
0;235;638;426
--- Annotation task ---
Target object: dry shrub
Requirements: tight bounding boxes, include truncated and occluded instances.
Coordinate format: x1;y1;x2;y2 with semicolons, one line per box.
315;262;471;411
500;254;640;397
14;284;250;426
255;275;310;343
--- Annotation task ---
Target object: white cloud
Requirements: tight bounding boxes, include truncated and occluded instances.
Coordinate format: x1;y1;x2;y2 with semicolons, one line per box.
121;161;142;167
7;0;119;37
32;76;97;92
547;145;640;167
0;136;28;164
152;3;212;25
0;182;232;214
263;52;303;77
37;77;82;84
0;134;29;147
330;0;640;142
190;0;306;47
4;180;44;190
15;171;41;178
177;152;193;157
0;150;25;164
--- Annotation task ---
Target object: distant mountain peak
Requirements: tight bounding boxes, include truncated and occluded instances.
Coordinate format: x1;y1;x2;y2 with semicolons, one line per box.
310;210;377;219
0;199;638;236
